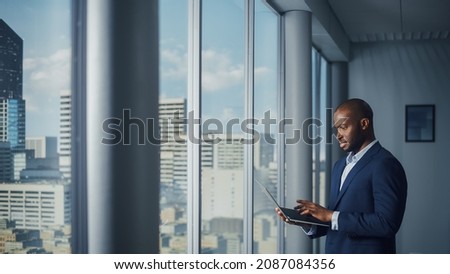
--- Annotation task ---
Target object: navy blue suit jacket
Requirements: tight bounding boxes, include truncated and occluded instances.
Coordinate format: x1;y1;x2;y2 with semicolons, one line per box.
312;142;407;254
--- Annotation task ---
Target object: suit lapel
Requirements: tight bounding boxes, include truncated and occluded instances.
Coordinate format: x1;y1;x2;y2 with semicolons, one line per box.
329;159;345;209
331;142;382;210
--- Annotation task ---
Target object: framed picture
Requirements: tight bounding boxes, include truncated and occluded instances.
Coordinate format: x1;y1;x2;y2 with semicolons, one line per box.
405;105;435;142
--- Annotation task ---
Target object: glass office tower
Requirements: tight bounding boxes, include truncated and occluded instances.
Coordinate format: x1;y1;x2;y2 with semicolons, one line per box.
0;19;23;100
0;20;25;151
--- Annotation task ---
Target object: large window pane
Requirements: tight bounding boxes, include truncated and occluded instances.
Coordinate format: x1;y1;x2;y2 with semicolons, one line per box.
0;0;72;253
159;0;189;254
253;0;279;254
201;0;245;254
160;0;281;254
311;49;330;254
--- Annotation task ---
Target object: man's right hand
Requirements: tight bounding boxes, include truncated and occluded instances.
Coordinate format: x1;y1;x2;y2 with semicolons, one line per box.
275;207;313;230
275;207;291;223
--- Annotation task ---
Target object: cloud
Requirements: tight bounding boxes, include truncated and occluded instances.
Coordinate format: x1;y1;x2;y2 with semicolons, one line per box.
31;71;48;81
23;48;71;95
23;49;71;137
221;107;238;122
23;58;38;70
161;48;187;80
161;46;271;93
22;94;39;113
201;49;244;92
255;66;271;76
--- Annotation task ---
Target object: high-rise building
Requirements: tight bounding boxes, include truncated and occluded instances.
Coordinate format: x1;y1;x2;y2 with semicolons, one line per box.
0;142;12;182
59;90;71;180
159;98;187;192
159;98;186;142
26;137;57;159
158;98;218;193
258;133;275;168
211;134;243;169
0;20;25;151
11;150;26;181
0;19;23;100
0;181;71;230
202;168;243;220
0;98;26;150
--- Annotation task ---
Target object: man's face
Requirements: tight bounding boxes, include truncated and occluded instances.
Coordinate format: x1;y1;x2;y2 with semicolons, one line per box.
333;108;364;153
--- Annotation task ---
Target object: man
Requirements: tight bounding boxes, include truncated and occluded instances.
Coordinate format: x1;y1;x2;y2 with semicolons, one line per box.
277;98;407;254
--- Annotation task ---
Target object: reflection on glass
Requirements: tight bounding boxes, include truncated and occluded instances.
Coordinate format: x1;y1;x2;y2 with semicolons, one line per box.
0;0;72;253
201;0;245;254
253;0;278;254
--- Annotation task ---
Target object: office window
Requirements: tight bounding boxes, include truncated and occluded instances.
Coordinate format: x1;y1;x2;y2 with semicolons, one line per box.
201;0;245;254
160;0;281;254
159;0;189;254
253;0;279;253
311;49;331;254
0;0;72;254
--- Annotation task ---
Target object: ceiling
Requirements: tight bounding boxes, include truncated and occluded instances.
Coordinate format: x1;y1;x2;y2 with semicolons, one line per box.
328;0;450;42
265;0;450;60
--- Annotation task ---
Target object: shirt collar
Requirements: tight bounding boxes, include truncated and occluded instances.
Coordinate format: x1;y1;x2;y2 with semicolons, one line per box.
346;139;378;165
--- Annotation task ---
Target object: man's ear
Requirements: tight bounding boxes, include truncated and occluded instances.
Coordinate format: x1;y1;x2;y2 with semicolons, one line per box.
360;118;370;130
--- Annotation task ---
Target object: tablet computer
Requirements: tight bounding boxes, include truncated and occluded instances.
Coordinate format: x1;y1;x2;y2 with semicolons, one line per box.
256;179;329;227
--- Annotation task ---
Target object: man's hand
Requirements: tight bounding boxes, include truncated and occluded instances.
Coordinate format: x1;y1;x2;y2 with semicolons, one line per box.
274;207;312;230
275;207;291;223
296;200;333;223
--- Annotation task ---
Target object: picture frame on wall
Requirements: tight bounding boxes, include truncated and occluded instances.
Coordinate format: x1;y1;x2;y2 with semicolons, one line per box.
405;105;435;142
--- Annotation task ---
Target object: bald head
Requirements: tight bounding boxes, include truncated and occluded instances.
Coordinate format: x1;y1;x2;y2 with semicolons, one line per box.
336;98;374;128
333;98;376;153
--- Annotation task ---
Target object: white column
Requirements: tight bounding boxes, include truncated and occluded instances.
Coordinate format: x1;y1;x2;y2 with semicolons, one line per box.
284;10;313;254
86;0;160;253
187;0;202;254
243;0;255;254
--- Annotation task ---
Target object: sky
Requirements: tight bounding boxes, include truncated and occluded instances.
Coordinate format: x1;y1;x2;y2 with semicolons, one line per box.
161;0;279;128
0;0;71;139
0;0;278;141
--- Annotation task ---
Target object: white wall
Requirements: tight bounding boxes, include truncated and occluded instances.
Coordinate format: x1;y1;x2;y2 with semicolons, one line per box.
349;40;450;253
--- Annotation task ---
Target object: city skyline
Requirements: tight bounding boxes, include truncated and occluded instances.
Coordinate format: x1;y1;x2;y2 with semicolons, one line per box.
0;0;281;254
0;0;278;140
0;15;72;254
0;0;71;138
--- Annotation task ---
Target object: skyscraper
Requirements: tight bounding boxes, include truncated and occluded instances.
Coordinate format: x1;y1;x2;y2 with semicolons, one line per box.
0;19;23;100
0;142;12;182
59;90;71;181
159;98;187;191
0;95;25;151
159;98;186;142
158;98;214;192
0;20;26;151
